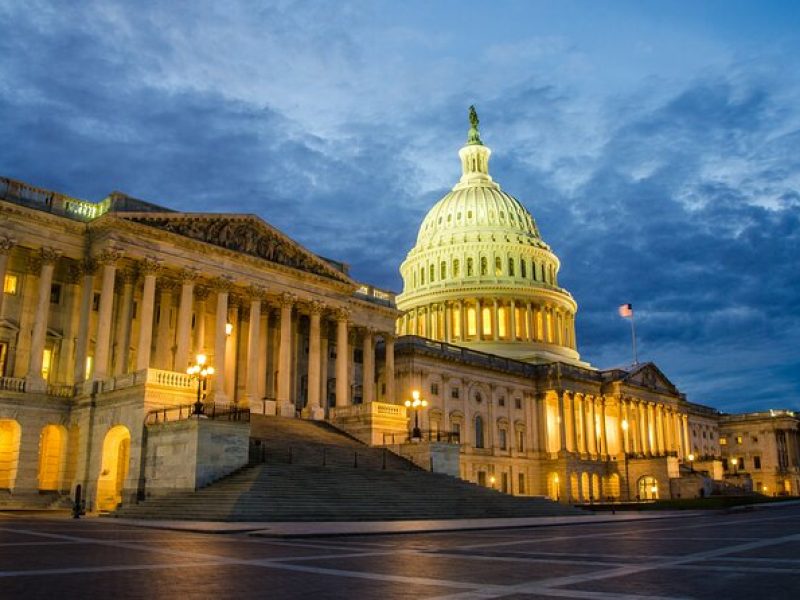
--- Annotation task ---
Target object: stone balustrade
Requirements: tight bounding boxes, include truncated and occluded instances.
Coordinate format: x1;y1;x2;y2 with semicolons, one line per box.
0;376;25;392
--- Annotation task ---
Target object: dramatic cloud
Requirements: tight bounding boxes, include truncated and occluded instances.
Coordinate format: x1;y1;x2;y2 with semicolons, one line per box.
1;0;798;412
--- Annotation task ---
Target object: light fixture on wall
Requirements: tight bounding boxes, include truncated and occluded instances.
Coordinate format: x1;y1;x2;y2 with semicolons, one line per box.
225;322;233;336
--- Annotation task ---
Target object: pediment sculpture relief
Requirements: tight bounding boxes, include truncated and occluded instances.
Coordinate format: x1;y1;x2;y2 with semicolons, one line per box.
124;216;347;282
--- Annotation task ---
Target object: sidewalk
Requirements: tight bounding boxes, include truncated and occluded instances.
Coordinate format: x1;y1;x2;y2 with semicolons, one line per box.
110;510;704;537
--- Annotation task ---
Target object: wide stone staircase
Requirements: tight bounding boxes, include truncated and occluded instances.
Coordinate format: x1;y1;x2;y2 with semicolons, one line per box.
112;416;581;522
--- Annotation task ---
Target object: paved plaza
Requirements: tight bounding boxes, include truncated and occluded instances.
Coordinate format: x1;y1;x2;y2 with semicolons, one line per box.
1;505;799;599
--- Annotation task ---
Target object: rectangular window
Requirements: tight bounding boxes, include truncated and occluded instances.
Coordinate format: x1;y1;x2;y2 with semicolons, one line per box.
0;342;7;377
354;349;363;364
49;283;61;304
736;435;743;445
452;306;461;337
499;429;507;450
453;423;461;443
515;397;522;410
450;387;460;399
467;306;477;336
477;471;487;487
481;306;492;336
3;273;17;295
498;396;505;407
517;430;525;452
501;472;509;493
518;473;525;495
720;437;727;445
41;347;53;381
92;292;101;311
132;301;138;319
430;383;439;396
753;456;761;470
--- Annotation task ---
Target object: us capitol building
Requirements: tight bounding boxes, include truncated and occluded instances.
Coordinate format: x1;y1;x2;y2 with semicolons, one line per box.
0;109;798;512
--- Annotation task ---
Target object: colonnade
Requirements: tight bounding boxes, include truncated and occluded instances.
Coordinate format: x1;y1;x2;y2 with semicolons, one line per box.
0;242;396;411
549;392;690;459
399;298;576;350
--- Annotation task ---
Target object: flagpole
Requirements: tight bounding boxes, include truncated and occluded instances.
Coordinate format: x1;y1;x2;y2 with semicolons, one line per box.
630;312;638;365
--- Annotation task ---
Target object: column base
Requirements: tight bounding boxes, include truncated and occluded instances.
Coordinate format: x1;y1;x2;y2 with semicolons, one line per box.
277;401;296;418
300;406;325;421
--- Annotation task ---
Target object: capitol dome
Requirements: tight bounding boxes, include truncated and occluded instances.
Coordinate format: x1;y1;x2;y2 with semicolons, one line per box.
396;107;584;365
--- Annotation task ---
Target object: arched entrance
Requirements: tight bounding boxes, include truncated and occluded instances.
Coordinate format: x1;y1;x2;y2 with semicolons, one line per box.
38;424;66;491
638;475;659;500
96;425;131;511
0;420;21;489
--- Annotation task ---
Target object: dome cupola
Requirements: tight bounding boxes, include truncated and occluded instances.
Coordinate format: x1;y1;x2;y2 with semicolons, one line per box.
396;107;584;365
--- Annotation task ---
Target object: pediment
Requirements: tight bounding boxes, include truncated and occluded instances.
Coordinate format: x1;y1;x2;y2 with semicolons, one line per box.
118;213;353;284
624;362;679;395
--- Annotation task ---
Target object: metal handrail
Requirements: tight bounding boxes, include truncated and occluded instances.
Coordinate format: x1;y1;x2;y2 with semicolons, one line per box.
145;402;250;425
382;430;460;445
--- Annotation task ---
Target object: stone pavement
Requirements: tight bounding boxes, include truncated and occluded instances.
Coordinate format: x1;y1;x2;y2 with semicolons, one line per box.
1;504;799;599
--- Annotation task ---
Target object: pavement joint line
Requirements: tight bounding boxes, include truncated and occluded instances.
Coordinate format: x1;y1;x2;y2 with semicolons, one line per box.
668;563;800;574
427;526;800;600
450;512;797;551
0;561;229;579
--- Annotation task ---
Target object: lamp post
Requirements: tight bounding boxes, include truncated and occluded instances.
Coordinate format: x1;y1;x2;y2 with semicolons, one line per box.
621;419;630;501
489;475;496;490
187;354;215;416
730;457;738;475
404;389;428;440
687;453;695;473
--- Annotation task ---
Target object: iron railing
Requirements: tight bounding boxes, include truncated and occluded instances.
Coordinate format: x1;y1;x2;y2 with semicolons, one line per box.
145;402;250;425
381;430;460;445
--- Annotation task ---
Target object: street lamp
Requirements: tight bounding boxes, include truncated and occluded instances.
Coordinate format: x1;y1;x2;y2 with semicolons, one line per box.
404;389;428;439
489;475;496;489
730;457;738;475
687;453;695;473
187;354;214;416
621;419;630;501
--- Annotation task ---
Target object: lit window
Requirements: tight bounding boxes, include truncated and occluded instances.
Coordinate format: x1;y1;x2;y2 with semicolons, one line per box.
481;306;492;336
467;306;476;336
41;348;52;381
3;274;18;295
498;307;507;337
736;435;743;445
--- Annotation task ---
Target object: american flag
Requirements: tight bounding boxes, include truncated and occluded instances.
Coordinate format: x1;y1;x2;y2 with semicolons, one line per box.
618;303;633;318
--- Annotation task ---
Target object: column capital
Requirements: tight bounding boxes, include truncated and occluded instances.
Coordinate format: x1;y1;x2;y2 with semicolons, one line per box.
0;235;16;254
307;299;326;315
156;278;180;293
382;332;396;343
178;267;201;282
194;285;211;301
27;246;62;273
65;262;83;284
245;284;268;301
279;291;297;308
93;247;124;266
334;306;350;322
210;275;234;293
138;256;162;276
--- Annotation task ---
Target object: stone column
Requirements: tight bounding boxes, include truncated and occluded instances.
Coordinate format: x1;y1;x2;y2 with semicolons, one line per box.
536;392;548;454
589;396;598;455
57;264;81;383
26;247;61;390
135;259;160;371
257;309;269;401
305;301;324;419
193;286;209;355
525;302;533;341
112;270;135;376
682;414;690;458
384;334;396;404
92;249;122;382
443;302;451;342
276;293;295;415
74;259;97;383
509;299;516;340
334;308;349;407
599;397;608;456
642;402;652;456
492;298;499;340
475;299;483;340
0;236;14;320
362;327;375;405
458;300;466;341
617;399;627;456
245;287;265;407
578;394;588;454
174;268;198;372
211;277;231;403
154;280;176;370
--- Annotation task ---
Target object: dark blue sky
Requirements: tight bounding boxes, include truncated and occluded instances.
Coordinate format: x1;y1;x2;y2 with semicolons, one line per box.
2;1;798;413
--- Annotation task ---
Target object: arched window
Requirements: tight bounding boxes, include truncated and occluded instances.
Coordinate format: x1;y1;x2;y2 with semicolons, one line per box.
429;264;435;282
494;257;502;276
466;257;473;276
480;256;488;276
413;271;417;287
453;259;460;277
420;267;425;285
508;257;515;276
533;262;539;281
475;415;485;449
520;259;527;278
440;261;446;280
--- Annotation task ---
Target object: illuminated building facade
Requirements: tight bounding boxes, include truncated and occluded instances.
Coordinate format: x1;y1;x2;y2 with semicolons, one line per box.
0;109;796;510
